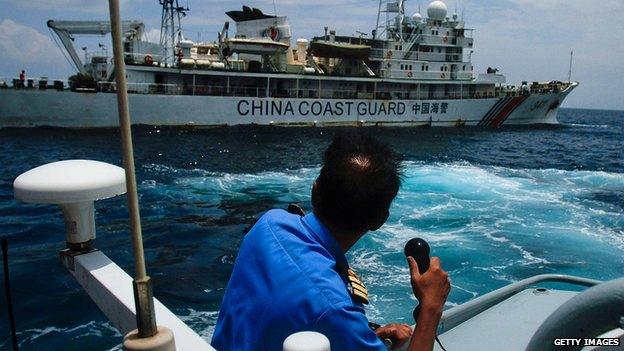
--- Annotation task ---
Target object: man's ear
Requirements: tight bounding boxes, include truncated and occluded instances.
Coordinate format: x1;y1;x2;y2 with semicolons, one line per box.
370;209;390;231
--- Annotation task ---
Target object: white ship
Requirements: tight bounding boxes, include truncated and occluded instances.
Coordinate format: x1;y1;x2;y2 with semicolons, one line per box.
5;3;622;350
0;0;578;128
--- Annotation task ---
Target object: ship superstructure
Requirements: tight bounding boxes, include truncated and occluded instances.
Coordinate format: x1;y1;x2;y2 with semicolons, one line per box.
0;0;577;128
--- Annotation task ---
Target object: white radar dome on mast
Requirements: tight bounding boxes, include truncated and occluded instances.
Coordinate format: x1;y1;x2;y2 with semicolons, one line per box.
412;12;423;23
427;1;448;20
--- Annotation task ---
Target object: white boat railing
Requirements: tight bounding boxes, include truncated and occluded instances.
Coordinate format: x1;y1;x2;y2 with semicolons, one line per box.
438;274;601;334
63;249;215;350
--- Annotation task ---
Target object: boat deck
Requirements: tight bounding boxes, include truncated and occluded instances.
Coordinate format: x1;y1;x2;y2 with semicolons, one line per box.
434;288;576;350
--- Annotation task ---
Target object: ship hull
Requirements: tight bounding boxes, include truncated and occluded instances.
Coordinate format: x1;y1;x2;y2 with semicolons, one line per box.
0;87;574;128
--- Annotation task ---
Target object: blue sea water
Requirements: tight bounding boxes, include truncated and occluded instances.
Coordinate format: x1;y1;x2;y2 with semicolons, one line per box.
0;108;623;350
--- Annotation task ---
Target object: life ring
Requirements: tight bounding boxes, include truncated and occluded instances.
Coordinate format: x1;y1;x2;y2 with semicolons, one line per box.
266;26;279;41
386;50;393;59
407;71;413;78
144;55;154;65
443;36;448;43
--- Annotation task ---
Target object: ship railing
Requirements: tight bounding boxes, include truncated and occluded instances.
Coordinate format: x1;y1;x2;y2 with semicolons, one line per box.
369;49;465;63
376;33;474;47
3;79;565;99
93;81;485;100
0;76;70;90
378;69;473;81
97;81;272;97
124;52;166;66
418;34;474;48
85;50;110;63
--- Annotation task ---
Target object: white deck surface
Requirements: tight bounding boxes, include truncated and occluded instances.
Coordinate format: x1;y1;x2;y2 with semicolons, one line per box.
434;288;577;351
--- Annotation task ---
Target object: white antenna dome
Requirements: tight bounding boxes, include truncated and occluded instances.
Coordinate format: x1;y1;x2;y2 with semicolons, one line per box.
412;12;423;22
427;1;448;20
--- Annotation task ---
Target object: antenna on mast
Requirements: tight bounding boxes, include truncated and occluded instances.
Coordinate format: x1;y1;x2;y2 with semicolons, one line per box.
568;50;574;83
374;0;403;41
375;0;383;39
461;0;465;20
159;0;189;66
272;0;279;26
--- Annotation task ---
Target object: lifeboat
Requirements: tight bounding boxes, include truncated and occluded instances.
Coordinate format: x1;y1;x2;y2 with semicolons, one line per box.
224;37;289;55
310;40;371;59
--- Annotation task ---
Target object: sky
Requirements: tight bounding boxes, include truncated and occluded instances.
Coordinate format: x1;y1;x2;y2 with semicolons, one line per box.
1;0;622;110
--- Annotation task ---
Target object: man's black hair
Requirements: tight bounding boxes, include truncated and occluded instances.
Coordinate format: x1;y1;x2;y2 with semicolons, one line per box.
312;131;403;234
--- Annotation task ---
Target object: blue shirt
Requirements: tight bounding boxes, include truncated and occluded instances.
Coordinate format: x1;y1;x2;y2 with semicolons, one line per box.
211;209;385;351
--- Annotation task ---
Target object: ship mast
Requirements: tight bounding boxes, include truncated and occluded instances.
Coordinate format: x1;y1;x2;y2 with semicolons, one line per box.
375;0;383;39
568;51;574;83
374;0;406;41
159;0;188;66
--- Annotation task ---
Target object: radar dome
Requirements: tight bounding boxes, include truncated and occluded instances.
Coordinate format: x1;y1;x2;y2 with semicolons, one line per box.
412;12;423;22
427;1;448;20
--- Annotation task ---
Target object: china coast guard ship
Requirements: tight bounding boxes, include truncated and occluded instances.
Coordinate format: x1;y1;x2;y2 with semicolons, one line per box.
0;0;577;128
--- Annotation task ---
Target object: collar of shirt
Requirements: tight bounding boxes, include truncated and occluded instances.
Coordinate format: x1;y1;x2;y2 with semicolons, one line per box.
301;212;349;270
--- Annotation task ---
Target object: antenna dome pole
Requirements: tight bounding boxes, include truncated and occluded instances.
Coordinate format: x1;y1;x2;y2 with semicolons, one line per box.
108;0;175;349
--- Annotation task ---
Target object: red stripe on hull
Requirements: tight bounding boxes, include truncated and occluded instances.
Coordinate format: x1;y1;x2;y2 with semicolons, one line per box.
488;97;526;127
496;96;529;127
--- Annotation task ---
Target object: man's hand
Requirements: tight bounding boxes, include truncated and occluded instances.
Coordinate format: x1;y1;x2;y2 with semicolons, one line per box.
404;256;450;351
375;323;413;349
407;256;450;315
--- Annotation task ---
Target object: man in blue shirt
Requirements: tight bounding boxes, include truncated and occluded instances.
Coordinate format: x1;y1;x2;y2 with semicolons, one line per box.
212;132;450;351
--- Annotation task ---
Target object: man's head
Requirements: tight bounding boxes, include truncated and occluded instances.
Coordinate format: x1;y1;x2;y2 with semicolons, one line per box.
312;131;403;236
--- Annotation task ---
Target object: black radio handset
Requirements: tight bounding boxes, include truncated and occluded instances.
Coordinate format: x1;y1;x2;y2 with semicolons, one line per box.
403;238;430;322
404;238;448;351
